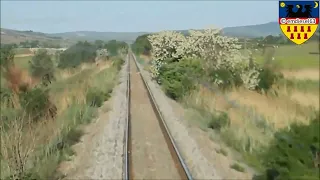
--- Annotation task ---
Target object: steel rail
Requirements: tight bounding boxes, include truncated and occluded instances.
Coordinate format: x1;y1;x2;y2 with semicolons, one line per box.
123;52;193;180
123;53;131;180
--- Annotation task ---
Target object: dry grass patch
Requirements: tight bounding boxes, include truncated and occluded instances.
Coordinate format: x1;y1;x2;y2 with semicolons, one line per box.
228;88;313;129
289;90;319;109
282;68;319;80
183;82;318;174
1;59;122;179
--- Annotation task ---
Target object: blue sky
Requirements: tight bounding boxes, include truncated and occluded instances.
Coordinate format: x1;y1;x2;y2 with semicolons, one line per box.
1;1;277;33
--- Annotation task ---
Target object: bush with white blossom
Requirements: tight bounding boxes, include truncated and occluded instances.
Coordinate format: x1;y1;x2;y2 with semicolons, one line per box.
148;28;261;90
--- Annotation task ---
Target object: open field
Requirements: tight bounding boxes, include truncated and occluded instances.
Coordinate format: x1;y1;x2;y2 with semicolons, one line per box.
14;48;32;55
14;56;33;70
13;53;60;70
253;41;319;70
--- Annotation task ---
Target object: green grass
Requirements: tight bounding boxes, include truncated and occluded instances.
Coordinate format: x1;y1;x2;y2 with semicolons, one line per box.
251;41;319;69
13;55;57;71
14;56;33;70
279;78;319;93
49;68;96;93
34;65;118;178
230;163;246;172
29;103;97;179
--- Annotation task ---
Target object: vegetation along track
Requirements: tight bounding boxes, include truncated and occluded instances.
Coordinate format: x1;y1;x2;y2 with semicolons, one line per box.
123;52;192;180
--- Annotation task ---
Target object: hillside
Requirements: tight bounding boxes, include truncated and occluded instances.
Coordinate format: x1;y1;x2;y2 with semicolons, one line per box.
49;22;281;42
49;31;148;44
1;22;284;45
0;28;74;46
222;22;280;37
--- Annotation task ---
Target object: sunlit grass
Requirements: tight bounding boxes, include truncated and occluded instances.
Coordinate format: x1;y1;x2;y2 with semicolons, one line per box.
182;82;318;171
14;56;33;70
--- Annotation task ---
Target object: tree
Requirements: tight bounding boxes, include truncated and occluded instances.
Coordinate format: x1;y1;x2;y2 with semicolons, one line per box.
0;46;15;70
104;40;128;56
132;34;152;55
58;41;98;69
94;40;104;49
29;49;55;86
30;40;39;48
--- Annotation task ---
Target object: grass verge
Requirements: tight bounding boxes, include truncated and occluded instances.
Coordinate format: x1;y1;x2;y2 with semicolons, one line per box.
182;83;319;179
0;58;123;179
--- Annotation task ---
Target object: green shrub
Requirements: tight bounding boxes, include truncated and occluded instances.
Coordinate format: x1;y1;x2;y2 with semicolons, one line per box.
208;68;243;90
104;40;128;57
29;49;56;86
259;113;320;180
207;111;230;131
58;41;97;69
0;87;14;108
230;163;246;172
0;108;23;131
158;58;203;100
131;34;152;55
256;67;283;91
86;88;110;107
0;46;15;69
112;57;124;70
63;128;84;147
19;87;57;121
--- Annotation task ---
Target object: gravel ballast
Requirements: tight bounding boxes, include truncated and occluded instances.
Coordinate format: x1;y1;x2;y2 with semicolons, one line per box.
66;58;128;179
134;56;222;179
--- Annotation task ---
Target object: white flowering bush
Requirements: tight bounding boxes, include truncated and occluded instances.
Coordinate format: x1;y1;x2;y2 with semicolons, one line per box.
148;31;187;79
240;68;260;90
148;31;186;61
96;49;109;60
148;28;262;90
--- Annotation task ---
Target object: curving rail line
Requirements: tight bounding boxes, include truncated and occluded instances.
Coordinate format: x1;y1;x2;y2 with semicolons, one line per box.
123;52;193;180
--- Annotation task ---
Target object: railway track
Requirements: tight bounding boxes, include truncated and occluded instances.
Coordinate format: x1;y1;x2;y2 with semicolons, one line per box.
123;52;192;180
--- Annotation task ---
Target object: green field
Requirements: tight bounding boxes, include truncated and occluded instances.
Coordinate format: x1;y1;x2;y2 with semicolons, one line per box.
14;55;58;70
14;56;33;70
252;41;319;69
14;48;32;55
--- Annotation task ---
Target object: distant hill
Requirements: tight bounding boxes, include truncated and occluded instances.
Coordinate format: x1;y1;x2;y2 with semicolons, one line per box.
169;22;281;38
0;28;74;46
48;22;282;43
168;22;282;38
222;22;281;38
1;22;286;45
48;31;148;44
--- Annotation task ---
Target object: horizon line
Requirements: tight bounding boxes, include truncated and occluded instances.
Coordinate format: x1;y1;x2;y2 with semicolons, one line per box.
1;21;278;34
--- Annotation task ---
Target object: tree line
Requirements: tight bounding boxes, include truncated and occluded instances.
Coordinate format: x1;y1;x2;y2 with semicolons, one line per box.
1;40;62;49
131;31;320;54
